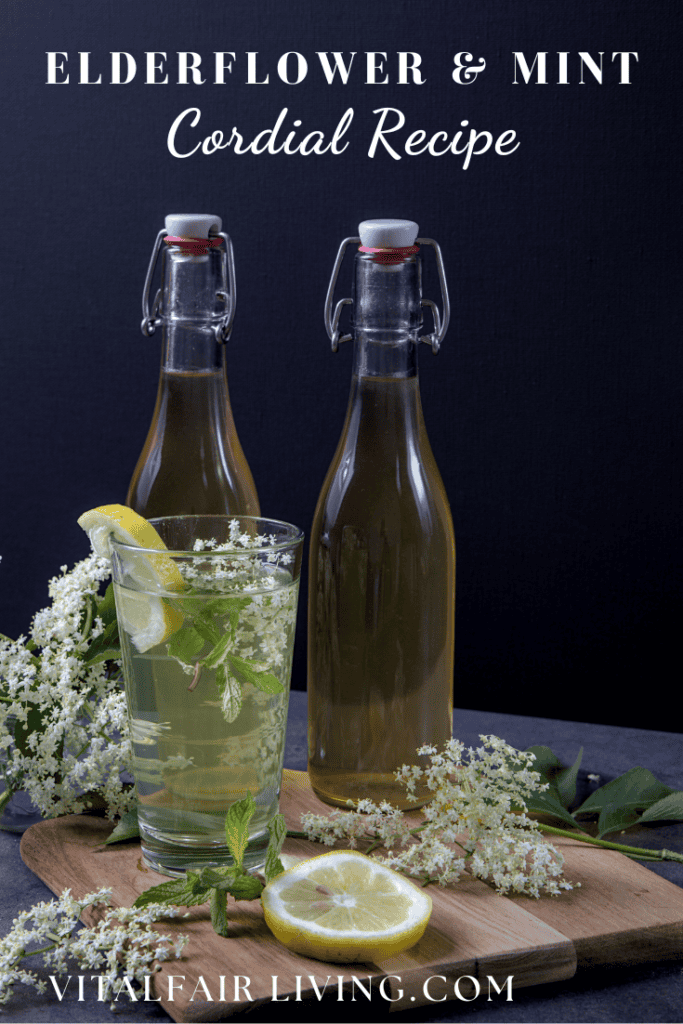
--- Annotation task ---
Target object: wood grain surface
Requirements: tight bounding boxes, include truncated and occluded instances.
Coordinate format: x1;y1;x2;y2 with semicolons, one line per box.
20;769;683;1022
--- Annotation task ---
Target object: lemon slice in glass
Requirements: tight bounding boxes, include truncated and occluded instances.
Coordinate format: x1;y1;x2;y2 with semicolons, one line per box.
261;850;432;963
77;504;185;652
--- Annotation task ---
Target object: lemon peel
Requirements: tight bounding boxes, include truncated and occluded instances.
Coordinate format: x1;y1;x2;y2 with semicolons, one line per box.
77;504;185;652
261;850;432;963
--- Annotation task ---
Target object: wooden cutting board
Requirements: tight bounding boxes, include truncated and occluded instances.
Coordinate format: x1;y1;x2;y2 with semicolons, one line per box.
20;769;683;1022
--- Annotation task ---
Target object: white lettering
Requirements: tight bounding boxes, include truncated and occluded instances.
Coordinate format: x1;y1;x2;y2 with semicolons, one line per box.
512;51;547;84
49;976;71;1001
144;975;161;1001
234;976;252;1001
271;975;289;1001
317;52;356;84
146;52;168;85
423;975;448;1002
246;52;268;84
167;107;202;157
579;51;604;84
455;975;480;1001
366;52;388;84
178;52;205;85
368;106;405;159
612;51;638;83
452;52;486;84
397;52;425;84
379;975;403;1001
277;52;308;84
214;52;236;84
46;52;68;84
557;51;570;84
79;52;101;85
111;52;136;85
487;974;514;1001
189;976;214;1002
167;976;185;1002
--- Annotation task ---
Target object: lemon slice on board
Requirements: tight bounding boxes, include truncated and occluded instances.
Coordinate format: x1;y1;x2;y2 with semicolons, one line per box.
77;504;185;652
261;850;432;963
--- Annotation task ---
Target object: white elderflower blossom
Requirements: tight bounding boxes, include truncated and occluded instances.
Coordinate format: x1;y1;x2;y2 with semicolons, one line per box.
0;887;187;1009
0;554;135;820
302;735;577;898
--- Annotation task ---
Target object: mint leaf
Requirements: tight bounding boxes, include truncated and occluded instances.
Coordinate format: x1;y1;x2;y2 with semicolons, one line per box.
216;664;242;722
224;792;255;867
225;653;284;695
134;874;211;910
221;874;264;901
264;814;287;882
202;632;235;670
104;808;140;845
167;624;206;663
210;888;229;937
96;583;118;627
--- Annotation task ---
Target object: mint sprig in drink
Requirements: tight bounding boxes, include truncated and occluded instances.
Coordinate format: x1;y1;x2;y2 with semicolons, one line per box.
110;515;303;877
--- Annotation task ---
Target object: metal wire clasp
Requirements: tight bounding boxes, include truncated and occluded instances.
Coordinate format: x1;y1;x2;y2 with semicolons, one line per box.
323;236;451;354
140;230;237;344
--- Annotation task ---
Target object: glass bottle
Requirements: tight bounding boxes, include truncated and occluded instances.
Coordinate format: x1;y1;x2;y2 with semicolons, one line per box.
127;214;259;518
307;219;455;810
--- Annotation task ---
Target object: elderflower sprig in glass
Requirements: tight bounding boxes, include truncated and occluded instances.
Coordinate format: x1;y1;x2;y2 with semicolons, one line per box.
110;515;303;877
300;736;577;898
0;887;188;1009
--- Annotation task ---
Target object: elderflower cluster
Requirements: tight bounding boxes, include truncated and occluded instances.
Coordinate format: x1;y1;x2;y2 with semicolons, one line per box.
188;522;295;594
0;554;135;819
0;887;188;1009
302;735;576;898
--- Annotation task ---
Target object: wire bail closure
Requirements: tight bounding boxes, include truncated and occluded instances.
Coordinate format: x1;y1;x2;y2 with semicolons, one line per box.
141;229;237;344
324;237;451;354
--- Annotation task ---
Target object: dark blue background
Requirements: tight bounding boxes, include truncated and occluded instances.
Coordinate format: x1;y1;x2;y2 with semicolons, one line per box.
1;1;680;730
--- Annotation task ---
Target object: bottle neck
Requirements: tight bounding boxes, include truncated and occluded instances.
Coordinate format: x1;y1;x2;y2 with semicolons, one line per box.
159;243;229;372
351;252;422;380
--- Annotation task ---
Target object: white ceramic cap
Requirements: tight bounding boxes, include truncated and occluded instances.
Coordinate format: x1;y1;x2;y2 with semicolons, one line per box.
164;213;222;238
358;218;418;248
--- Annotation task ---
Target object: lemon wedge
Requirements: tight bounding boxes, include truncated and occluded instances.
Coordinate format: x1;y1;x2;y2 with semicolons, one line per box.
261;850;432;963
77;504;185;653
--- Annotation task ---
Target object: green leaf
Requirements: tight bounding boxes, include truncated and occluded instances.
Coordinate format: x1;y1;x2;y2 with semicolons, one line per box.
202;631;234;670
210;888;229;937
639;791;683;824
225;653;284;694
573;767;673;818
134;874;211;910
216;664;242;723
264;814;287;882
104;808;140;845
166;624;206;663
13;706;46;757
220;874;264;901
96;583;118;627
595;804;645;836
556;747;583;809
523;789;582;828
224;792;255;867
82;618;120;666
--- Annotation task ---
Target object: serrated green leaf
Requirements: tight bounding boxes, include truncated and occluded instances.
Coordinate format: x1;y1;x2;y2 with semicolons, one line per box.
224;792;255;867
202;631;234;670
264;814;287;882
167;624;206;663
220;874;264;901
104;808;140;845
216;664;242;723
134;875;211;910
556;747;583;808
96;583;118;626
225;653;284;694
210;888;229;937
573;766;674;819
638;791;683;824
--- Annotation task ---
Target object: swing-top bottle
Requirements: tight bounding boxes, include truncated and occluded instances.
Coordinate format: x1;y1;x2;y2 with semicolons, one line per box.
308;219;455;810
127;214;259;518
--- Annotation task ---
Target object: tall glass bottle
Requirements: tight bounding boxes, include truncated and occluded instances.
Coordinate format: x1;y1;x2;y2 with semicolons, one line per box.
127;214;259;518
308;219;455;810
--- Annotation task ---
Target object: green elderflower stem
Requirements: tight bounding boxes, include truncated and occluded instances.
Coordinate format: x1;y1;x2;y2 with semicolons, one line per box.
0;788;16;816
537;823;683;863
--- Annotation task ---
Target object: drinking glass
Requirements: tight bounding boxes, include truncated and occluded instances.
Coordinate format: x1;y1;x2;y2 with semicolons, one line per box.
110;515;303;876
